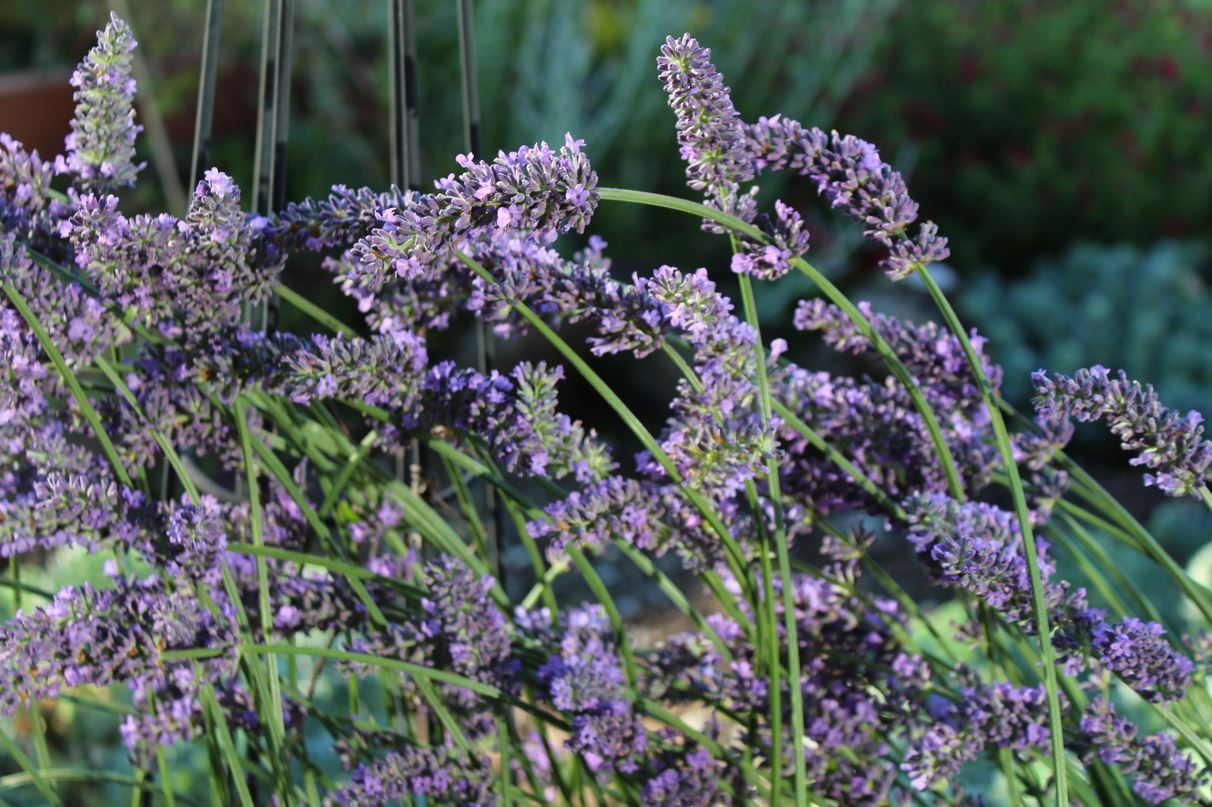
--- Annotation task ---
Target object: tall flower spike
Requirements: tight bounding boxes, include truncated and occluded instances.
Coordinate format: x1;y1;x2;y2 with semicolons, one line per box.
907;494;1193;701
62;12;143;191
657;34;754;194
0;576;236;717
658;35;810;278
330;744;494;807
274;184;410;252
1033;365;1212;497
637;265;778;499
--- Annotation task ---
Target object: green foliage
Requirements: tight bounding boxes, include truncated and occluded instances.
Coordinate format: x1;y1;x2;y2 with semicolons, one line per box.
962;240;1212;413
842;0;1212;270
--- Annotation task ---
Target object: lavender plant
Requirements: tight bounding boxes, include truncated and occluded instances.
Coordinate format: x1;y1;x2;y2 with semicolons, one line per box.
0;15;1209;807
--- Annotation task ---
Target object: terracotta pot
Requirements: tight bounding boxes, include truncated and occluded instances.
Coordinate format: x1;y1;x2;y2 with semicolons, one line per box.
0;69;74;156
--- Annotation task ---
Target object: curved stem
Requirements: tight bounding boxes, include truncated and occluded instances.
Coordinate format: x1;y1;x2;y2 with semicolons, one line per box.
596;187;966;501
737;272;807;805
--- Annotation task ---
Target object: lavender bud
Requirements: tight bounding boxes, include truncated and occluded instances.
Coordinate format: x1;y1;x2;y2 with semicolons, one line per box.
62;13;144;191
1033;365;1212;497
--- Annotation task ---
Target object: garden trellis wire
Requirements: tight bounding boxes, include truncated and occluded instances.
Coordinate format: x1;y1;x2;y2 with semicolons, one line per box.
187;0;504;574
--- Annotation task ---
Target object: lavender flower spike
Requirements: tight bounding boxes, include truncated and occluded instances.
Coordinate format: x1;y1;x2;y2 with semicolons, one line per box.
1080;698;1208;804
658;34;754;194
62;12;143;191
348;134;597;292
659;35;810;278
1033;365;1212;497
744;114;949;279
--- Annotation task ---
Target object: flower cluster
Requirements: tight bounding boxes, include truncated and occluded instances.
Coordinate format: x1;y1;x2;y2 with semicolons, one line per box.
331;744;494;807
61;12;143;191
67;168;281;341
1034;364;1212;497
745;115;950;278
346;134;597;293
908;494;1192;702
1080;698;1209;804
0;134;57;235
0;576;237;718
0;19;1206;807
537;605;647;773
658;34;809;279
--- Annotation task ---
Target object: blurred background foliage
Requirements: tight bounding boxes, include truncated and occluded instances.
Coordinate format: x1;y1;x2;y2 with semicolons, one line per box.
2;1;1212;799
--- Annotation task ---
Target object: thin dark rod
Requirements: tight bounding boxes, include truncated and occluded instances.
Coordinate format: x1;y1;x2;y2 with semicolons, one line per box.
457;0;504;585
251;0;282;217
456;0;482;156
402;0;421;191
389;0;425;493
269;0;295;214
189;0;225;190
388;0;421;191
250;0;293;333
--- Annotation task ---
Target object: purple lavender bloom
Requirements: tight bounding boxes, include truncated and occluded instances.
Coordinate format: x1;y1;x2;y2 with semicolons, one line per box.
637;266;777;498
730;200;811;281
0;576;236;718
67;170;282;341
415;360;613;483
539;605;646;773
415;556;512;689
4;236;125;365
908;494;1193;701
504;362;615;482
794;298;1001;410
528;476;661;556
656;558;923;803
161;494;228;585
61;12;143;191
102;345;245;470
569;704;648;775
468;234;669;358
774;362;949;511
903;683;1052;791
347;556;511;719
330;744;494;806
1033;365;1212;497
0;466;153;558
657;34;754;196
642;745;729;806
1080;697;1207;804
1089;617;1193;703
744;114;949;279
907;494;1080;627
0;134;56;235
0;300;51;429
347;134;597;292
658;35;810;275
274;184;410;252
278;330;428;409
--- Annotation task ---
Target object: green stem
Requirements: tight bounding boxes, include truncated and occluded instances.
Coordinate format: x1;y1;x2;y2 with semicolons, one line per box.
596;187;966;501
453;249;759;628
2;282;131;487
737;272;806;805
913;266;1067;805
242;644;502;698
0;729;61;807
233;396;292;805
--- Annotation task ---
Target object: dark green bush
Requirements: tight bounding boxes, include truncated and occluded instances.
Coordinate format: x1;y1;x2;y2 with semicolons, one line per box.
842;0;1212;271
962;240;1212;413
